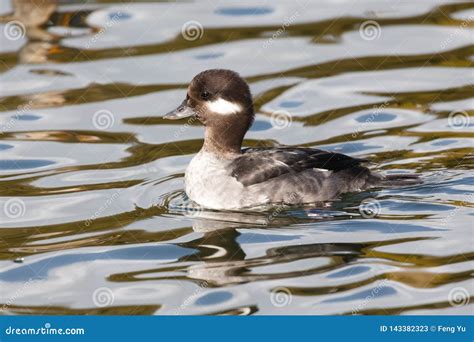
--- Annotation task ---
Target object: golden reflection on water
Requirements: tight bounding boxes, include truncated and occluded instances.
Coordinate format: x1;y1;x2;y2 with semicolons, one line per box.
0;0;472;315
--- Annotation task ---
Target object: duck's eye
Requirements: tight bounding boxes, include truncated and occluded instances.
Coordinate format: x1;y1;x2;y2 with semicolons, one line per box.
200;91;210;100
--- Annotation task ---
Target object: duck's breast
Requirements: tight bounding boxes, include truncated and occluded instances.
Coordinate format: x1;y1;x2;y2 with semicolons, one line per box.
185;152;245;209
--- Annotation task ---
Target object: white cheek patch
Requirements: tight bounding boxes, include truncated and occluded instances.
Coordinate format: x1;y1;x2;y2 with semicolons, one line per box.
207;98;241;115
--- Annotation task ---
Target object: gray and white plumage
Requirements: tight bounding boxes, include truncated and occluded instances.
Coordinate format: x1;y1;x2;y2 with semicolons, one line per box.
164;69;420;210
184;148;378;209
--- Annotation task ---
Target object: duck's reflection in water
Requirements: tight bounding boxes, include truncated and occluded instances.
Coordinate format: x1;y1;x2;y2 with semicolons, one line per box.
112;209;420;288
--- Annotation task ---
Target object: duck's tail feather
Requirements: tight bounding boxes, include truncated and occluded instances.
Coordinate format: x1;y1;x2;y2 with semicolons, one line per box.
377;173;422;186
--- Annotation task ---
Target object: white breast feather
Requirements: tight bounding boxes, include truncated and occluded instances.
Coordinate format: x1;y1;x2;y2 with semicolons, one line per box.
185;151;244;209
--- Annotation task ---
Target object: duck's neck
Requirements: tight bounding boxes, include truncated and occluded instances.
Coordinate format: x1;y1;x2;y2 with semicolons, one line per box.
202;126;244;157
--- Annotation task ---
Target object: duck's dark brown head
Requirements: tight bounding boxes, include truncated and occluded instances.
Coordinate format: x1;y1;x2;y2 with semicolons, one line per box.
164;69;254;155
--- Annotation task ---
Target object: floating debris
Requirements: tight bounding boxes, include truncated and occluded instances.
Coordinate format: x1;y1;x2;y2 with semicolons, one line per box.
13;257;24;263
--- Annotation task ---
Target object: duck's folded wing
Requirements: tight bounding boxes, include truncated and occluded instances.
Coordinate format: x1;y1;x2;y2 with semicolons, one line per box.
228;147;368;186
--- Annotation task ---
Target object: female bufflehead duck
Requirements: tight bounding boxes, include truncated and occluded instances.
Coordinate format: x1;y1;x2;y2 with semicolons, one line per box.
164;69;419;210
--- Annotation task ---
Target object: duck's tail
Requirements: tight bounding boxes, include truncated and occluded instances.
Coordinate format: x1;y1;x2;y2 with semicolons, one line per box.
376;173;422;186
337;166;422;191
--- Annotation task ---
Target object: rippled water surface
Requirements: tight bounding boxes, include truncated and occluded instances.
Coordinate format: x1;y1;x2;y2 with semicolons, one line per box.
0;0;473;315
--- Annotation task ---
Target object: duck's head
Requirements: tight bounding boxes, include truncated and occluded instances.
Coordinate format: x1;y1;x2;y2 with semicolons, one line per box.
164;69;254;153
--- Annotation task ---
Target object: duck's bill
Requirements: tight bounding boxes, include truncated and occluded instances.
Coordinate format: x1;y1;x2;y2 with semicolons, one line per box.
163;100;196;119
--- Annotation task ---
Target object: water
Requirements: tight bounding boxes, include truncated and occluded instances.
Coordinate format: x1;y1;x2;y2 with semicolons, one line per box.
0;0;472;315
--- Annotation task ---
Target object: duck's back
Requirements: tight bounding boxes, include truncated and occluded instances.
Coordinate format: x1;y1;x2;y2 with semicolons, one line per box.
247;165;375;205
234;148;377;205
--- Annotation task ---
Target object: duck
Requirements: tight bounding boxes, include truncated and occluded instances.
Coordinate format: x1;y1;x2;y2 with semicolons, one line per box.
164;69;419;210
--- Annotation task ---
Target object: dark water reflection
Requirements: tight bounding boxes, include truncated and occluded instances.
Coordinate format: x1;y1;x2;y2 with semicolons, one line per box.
0;0;472;315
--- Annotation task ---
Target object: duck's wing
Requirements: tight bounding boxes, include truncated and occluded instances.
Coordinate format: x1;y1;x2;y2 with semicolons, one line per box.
228;147;368;186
